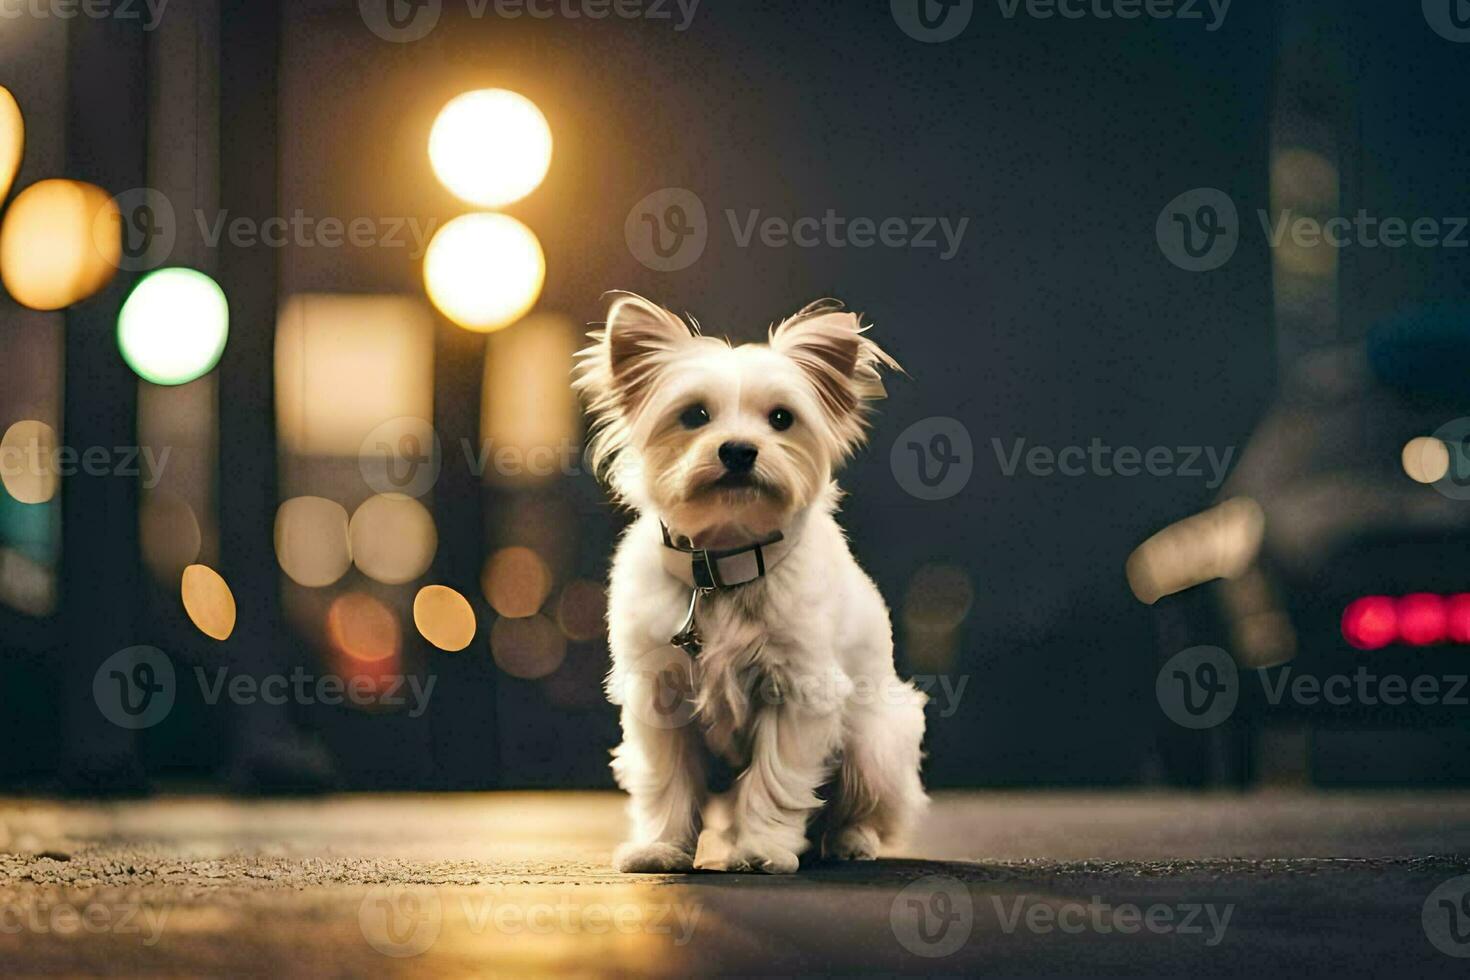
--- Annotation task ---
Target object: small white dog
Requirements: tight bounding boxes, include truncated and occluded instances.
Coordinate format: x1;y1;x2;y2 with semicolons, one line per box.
574;293;928;874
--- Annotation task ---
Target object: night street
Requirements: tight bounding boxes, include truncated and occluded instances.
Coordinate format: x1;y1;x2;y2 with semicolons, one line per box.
2;792;1469;976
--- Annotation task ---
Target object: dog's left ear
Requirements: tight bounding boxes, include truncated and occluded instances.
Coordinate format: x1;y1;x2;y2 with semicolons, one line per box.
770;302;901;448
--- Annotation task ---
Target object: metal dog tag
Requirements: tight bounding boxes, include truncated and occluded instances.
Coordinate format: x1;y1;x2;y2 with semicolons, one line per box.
670;588;710;655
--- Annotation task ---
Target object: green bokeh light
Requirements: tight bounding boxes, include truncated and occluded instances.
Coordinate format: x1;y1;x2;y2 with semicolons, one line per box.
117;268;229;386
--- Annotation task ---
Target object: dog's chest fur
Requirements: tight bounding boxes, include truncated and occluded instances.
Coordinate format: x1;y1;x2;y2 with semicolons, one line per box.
689;585;788;771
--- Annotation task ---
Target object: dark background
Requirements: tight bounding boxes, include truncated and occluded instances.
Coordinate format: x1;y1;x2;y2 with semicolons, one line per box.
0;0;1466;793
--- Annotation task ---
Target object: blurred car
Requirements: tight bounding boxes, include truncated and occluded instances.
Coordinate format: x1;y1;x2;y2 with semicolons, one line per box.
1129;307;1470;785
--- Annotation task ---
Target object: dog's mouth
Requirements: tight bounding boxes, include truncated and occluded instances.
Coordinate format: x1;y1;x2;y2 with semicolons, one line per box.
694;471;781;499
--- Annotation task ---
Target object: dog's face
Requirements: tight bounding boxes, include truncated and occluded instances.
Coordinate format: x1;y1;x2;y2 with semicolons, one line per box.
575;294;898;545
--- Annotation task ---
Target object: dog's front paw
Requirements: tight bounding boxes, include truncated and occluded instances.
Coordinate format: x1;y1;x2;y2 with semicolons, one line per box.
826;825;880;861
726;841;800;875
614;841;695;874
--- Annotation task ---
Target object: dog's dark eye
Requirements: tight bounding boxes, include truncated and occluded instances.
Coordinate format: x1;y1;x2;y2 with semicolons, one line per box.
679;404;711;429
769;408;794;432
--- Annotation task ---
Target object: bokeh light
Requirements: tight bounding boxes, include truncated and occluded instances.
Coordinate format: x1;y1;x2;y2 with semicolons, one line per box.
490;614;567;679
0;86;22;203
556;579;607;642
901;563;973;673
117;268;230;386
326;592;401;665
481;545;552;618
0;548;54;617
1126;498;1265;605
275;293;434;457
1402;436;1450;485
140;493;203;581
429;89;552;208
481;314;580;485
274;496;352;588
1398;593;1448;647
1341;596;1397;651
423;213;544;333
413;585;477;652
903;564;975;632
1448;594;1470;645
349;493;437;585
0;420;58;505
181;563;237;641
0;179;119;310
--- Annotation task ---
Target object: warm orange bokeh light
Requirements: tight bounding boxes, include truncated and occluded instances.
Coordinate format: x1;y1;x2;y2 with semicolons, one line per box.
0;179;119;310
326;592;402;665
413;585;477;652
0;86;22;203
181;563;237;641
349;493;437;585
491;614;567;680
556;580;607;642
275;496;353;588
481;546;552;619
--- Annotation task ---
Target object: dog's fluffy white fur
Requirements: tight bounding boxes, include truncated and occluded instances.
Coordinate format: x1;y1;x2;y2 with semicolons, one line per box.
574;293;928;874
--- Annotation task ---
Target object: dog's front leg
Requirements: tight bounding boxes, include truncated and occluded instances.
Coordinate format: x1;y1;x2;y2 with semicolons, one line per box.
726;666;846;874
610;661;707;873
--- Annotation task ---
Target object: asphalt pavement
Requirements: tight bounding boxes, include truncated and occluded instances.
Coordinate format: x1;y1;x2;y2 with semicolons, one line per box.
1;791;1468;976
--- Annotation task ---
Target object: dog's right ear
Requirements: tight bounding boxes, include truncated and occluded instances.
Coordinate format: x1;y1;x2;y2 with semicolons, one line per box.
602;292;695;399
574;293;695;477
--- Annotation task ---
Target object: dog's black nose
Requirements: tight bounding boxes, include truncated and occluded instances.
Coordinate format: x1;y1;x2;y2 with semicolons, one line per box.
718;441;759;473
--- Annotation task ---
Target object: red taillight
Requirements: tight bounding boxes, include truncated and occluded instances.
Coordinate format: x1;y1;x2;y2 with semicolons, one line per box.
1342;596;1398;650
1397;593;1448;646
1450;594;1470;644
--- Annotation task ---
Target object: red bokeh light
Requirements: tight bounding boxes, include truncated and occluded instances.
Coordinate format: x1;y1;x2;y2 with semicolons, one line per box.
1397;593;1448;647
1341;596;1398;650
1448;594;1470;645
